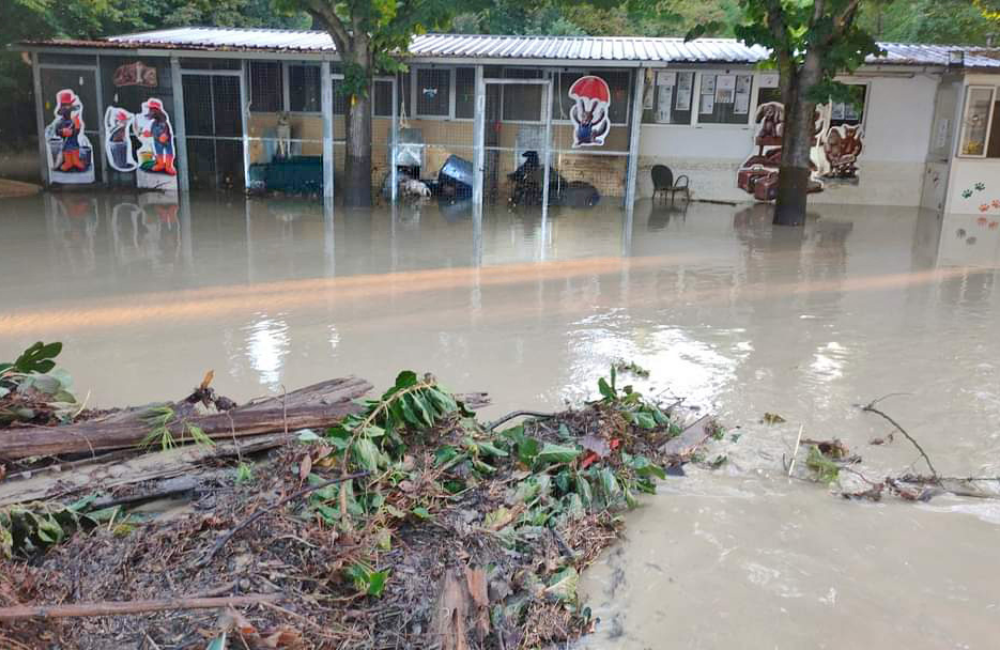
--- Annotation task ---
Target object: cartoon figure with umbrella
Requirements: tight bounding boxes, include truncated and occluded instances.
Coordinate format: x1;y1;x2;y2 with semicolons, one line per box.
569;76;611;148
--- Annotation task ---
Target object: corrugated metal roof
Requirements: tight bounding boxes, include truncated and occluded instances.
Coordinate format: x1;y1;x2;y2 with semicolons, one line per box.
20;27;1000;69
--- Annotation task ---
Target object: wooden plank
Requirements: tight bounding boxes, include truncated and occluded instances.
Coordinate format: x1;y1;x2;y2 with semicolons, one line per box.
0;377;372;461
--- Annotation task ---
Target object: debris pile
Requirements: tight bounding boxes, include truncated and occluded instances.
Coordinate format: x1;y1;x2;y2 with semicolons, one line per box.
1;346;718;649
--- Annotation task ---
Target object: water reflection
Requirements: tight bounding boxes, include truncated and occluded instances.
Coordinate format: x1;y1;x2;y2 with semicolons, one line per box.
3;192;1000;646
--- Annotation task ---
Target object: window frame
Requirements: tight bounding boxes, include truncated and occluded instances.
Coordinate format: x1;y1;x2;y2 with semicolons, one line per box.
285;62;324;115
641;69;696;127
692;70;757;128
957;84;997;159
410;65;456;121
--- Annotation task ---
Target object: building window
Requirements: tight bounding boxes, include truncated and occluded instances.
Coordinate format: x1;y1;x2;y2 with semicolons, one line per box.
959;86;996;157
829;84;867;127
415;68;450;117
289;64;321;113
455;67;476;119
642;70;694;125
503;68;543;122
697;72;753;125
249;61;283;113
373;79;394;117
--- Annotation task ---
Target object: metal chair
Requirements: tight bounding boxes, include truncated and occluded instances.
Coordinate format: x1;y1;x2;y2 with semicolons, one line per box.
651;165;690;202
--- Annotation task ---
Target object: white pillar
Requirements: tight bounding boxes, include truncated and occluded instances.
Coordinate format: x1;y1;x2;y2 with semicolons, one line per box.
624;67;645;210
170;57;190;193
31;53;49;187
391;75;398;204
472;65;485;207
239;60;251;191
321;60;334;199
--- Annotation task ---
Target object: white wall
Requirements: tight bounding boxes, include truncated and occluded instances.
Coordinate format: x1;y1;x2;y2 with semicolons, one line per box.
637;72;941;207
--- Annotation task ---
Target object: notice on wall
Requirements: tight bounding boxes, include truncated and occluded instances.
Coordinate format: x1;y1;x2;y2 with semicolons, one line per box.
700;94;715;114
760;72;779;88
656;71;677;87
657;85;673;123
734;74;752;115
701;74;717;95
734;93;750;115
676;72;693;111
715;74;736;104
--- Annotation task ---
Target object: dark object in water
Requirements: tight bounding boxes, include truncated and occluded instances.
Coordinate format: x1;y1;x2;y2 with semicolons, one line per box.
508;151;600;208
438;154;474;198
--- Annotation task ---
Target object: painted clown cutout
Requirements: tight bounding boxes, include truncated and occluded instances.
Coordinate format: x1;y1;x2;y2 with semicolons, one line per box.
134;98;178;190
104;106;138;172
569;76;611;148
45;89;95;184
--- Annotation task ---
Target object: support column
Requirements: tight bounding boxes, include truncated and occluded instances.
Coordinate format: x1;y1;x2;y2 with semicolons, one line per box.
624;67;645;211
170;57;190;193
321;60;334;200
239;60;251;191
94;54;108;185
541;78;553;232
31;53;49;187
390;75;398;204
472;65;485;208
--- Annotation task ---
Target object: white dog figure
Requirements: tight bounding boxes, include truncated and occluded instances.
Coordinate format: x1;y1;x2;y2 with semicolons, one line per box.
276;111;292;159
402;177;431;199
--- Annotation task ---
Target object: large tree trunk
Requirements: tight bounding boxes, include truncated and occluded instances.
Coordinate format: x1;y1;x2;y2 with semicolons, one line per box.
342;39;374;208
773;51;822;226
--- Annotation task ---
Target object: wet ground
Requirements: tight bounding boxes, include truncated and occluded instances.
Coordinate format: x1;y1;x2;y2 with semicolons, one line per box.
1;192;999;648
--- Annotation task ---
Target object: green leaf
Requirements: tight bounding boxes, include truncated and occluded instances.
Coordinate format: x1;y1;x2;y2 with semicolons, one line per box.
411;506;432;520
634;412;657;430
598;377;616;401
206;633;227;650
476;440;509;458
13;341;62;375
544;567;579;603
352;438;382;472
536;443;581;465
517;437;540;466
434;445;459;466
394;370;418;389
599;468;620;498
630;455;667;480
298;429;322;442
367;570;389;597
576;475;593;505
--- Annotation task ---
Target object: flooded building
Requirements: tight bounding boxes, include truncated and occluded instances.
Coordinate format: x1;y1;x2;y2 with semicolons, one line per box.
15;28;1000;214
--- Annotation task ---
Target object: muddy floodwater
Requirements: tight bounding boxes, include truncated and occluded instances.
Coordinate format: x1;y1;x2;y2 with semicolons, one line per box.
2;193;999;648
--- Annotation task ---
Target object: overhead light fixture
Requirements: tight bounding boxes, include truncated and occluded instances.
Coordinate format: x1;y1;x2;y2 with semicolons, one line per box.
949;50;965;67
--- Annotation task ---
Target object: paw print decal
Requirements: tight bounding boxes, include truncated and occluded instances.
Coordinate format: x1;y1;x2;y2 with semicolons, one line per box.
975;182;986;192
963;189;973;199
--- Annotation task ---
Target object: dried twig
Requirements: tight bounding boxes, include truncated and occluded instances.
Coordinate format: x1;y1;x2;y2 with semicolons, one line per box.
787;424;804;477
485;410;556;432
0;595;279;621
197;471;369;567
861;399;938;481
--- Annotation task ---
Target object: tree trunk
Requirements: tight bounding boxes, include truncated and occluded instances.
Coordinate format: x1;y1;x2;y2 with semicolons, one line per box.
342;41;374;207
774;51;822;226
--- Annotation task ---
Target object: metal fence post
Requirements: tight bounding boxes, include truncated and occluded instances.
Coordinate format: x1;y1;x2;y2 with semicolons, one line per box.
391;74;398;204
321;60;334;200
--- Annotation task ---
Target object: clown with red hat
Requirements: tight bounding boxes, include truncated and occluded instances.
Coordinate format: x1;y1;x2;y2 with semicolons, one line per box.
54;90;87;172
140;98;176;176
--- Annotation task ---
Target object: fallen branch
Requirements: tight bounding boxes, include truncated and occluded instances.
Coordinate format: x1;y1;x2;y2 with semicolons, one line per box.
861;399;938;481
197;470;370;567
485;410;556;432
0;377;373;460
0;594;279;621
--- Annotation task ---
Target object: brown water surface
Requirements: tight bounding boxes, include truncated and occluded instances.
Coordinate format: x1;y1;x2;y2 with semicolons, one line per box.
1;193;998;648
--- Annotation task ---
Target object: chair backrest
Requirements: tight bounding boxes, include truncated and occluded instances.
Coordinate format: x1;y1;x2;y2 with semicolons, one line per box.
651;164;674;190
